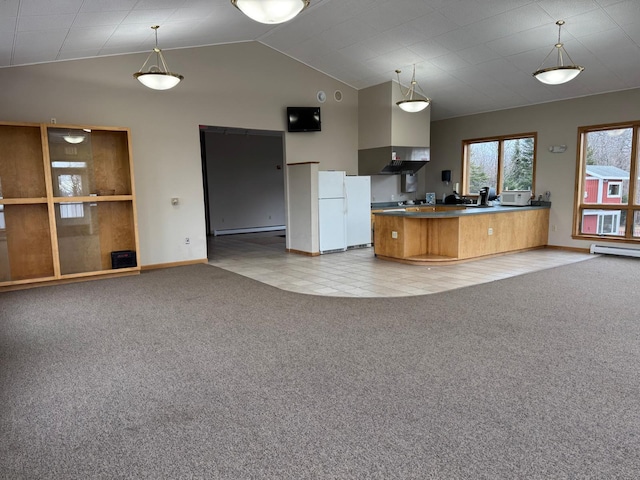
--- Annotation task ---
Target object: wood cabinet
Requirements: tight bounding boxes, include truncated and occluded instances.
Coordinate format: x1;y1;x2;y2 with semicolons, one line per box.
374;207;549;265
0;121;140;290
371;205;465;245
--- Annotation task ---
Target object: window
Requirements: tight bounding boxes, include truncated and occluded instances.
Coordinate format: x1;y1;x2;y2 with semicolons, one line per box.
462;133;536;195
60;203;85;219
574;122;639;241
57;174;85;219
607;182;622;198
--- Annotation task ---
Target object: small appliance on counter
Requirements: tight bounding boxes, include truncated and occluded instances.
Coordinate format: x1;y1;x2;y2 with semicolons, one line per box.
444;192;466;204
478;187;490;206
501;190;532;206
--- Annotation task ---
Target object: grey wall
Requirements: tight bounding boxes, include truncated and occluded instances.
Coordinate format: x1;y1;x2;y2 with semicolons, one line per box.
0;41;358;266
430;87;640;249
204;129;285;234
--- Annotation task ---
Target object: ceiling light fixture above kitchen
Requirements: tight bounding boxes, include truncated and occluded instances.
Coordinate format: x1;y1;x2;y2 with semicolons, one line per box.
533;20;584;85
63;133;85;144
133;25;184;90
395;65;431;113
231;0;310;24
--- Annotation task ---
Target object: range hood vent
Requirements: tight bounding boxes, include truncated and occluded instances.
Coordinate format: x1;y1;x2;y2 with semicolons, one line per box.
358;146;429;175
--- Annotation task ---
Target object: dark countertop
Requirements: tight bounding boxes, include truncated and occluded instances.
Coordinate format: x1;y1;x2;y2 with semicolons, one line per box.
374;204;550;218
372;201;436;209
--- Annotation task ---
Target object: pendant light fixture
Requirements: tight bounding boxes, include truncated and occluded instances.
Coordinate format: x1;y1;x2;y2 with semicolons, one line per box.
395;65;431;113
533;20;584;85
133;25;184;90
63;133;85;144
231;0;310;24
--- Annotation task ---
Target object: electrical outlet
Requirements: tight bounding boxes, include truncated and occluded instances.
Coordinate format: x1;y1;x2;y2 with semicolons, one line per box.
391;231;398;239
488;228;493;235
184;237;190;245
50;117;56;124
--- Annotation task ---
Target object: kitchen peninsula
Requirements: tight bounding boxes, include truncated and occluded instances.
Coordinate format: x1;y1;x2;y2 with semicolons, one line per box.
373;205;550;265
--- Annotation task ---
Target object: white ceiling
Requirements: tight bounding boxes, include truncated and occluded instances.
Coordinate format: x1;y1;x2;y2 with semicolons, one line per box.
1;0;639;120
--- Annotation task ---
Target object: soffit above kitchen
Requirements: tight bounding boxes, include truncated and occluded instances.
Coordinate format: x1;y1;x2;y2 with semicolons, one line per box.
2;0;639;120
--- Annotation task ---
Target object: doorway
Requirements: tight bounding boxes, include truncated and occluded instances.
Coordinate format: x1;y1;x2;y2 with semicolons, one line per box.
199;126;286;255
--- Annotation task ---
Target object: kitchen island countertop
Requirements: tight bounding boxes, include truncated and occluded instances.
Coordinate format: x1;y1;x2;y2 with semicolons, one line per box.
374;204;549;217
373;205;550;265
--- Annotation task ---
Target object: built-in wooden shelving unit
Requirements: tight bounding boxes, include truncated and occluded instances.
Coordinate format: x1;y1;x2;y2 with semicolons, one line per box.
0;121;140;291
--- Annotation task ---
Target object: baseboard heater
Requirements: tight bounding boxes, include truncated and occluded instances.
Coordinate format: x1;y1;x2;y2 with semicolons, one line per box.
590;244;640;258
213;225;286;236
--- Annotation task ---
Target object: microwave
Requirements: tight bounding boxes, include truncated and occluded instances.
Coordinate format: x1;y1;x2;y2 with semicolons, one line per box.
501;190;531;206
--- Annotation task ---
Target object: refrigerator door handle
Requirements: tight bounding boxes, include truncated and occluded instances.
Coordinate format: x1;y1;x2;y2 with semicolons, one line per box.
343;183;348;214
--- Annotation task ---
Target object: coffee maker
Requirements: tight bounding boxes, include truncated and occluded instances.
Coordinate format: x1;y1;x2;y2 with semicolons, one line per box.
478;187;489;206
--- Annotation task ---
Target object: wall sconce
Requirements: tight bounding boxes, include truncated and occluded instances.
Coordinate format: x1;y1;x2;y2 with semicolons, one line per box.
548;145;567;153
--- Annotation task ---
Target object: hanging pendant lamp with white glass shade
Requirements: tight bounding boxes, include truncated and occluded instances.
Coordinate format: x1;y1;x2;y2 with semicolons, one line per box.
231;0;310;24
63;133;86;144
533;20;584;85
395;65;431;113
133;25;184;90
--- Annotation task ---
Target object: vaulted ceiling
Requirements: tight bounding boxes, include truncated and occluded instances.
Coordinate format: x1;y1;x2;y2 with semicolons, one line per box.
2;0;639;120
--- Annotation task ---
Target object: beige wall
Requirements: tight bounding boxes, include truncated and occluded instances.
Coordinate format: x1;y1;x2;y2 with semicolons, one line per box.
3;38;638;261
430;87;640;249
358;80;430;150
0;42;358;266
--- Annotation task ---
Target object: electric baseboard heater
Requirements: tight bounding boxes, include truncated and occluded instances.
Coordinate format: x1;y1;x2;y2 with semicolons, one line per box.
590;244;640;258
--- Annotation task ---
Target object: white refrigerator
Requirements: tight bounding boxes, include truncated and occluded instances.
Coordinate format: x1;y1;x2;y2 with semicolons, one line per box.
318;171;371;254
318;171;347;253
345;175;372;248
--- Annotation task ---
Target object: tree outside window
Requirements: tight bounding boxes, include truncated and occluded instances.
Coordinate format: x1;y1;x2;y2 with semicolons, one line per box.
463;133;536;195
57;174;85;219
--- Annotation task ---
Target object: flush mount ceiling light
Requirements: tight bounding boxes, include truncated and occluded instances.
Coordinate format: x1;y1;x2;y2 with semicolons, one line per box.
133;25;184;90
533;20;584;85
231;0;310;24
395;65;431;113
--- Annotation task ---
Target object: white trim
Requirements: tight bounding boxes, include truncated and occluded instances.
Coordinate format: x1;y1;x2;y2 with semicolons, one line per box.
606;181;622;198
214;225;286;236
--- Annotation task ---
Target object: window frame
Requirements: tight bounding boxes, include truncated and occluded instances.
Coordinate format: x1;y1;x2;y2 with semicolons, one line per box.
607;181;622;198
461;132;537;197
573;121;640;243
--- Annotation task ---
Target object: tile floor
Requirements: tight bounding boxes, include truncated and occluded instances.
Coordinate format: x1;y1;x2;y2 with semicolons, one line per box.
207;231;594;297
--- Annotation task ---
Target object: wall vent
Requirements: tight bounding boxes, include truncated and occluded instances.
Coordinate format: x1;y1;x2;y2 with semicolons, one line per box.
590;244;640;258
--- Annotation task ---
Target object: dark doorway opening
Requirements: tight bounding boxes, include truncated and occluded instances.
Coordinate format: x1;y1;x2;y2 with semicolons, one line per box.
199;126;286;256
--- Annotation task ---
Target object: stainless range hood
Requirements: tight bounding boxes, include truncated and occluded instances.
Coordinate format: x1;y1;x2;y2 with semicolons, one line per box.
358;146;429;175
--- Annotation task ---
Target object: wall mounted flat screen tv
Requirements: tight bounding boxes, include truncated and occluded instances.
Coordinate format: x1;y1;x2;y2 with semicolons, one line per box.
287;107;321;132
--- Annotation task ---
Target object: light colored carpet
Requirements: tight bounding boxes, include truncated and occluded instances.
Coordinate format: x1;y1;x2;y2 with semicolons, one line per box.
1;256;639;479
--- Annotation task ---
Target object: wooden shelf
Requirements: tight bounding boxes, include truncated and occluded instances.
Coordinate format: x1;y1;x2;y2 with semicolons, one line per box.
0;121;140;290
0;197;48;205
52;195;133;203
406;254;457;261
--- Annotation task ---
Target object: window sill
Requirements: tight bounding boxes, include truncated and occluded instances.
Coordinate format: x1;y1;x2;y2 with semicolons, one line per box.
572;234;640;244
